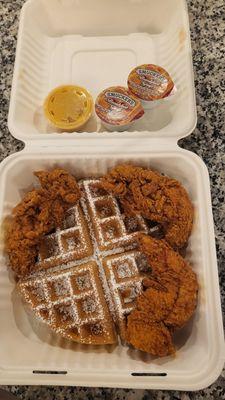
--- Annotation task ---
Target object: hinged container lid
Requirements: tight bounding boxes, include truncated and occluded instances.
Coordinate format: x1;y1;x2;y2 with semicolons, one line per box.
8;0;197;147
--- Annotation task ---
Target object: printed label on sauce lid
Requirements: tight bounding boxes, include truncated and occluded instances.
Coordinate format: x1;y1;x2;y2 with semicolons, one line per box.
95;86;144;126
127;64;174;101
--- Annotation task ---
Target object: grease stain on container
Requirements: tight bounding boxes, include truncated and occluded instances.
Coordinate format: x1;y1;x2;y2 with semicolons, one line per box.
179;27;187;51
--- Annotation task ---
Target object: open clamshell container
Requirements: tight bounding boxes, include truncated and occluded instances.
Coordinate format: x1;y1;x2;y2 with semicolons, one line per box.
0;0;224;390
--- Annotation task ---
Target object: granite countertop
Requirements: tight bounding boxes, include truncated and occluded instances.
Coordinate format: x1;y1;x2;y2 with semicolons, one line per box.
0;0;224;398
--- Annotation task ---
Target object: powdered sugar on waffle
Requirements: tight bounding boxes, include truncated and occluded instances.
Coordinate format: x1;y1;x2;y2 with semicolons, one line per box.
104;253;143;318
20;264;112;343
54;279;70;297
82;179;148;248
80;179;147;335
37;206;89;266
19;178;150;343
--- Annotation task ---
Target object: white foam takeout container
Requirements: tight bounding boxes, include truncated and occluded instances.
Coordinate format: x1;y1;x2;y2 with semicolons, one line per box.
0;149;224;390
8;0;197;138
0;0;224;391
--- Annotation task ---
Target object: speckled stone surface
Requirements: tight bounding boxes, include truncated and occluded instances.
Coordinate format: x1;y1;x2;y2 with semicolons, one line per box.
0;0;224;398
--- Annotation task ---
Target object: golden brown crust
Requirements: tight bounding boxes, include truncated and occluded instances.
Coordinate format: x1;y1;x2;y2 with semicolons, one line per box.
126;310;175;357
101;164;194;250
139;234;199;328
5;169;81;277
125;234;198;356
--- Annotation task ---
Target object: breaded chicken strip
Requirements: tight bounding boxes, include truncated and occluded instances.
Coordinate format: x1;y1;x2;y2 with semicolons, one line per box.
101;164;194;250
5;169;81;277
126;235;198;356
139;235;199;329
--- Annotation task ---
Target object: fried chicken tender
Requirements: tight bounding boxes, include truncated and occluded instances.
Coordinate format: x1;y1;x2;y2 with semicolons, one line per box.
139;235;199;328
126;234;198;357
126;310;175;357
101;164;194;250
5;169;81;277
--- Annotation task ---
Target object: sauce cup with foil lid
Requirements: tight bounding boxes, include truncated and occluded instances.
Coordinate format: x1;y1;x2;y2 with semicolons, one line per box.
127;64;175;109
44;85;93;132
95;86;144;132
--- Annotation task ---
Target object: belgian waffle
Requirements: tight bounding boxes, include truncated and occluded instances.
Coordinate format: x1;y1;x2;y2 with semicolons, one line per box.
18;261;116;344
82;179;148;251
18;179;150;345
103;250;150;339
37;205;93;271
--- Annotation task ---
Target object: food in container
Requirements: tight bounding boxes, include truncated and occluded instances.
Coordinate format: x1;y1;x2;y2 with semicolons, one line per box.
3;0;224;390
44;85;93;131
127;64;175;109
95;86;144;131
5;165;198;357
0;153;224;389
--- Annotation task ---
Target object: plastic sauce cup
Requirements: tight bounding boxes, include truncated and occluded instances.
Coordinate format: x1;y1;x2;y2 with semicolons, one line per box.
127;64;175;109
95;86;144;132
44;85;93;132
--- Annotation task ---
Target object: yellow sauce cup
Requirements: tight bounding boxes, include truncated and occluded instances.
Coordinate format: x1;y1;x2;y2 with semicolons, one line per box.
44;85;93;132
